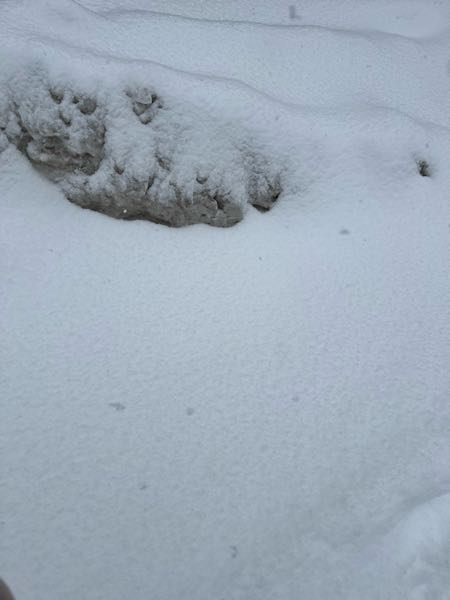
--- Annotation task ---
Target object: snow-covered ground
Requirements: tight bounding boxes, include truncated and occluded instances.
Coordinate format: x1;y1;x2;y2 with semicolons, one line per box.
1;1;450;599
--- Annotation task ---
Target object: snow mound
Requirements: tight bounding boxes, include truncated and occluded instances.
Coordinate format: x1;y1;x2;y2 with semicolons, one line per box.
392;494;450;592
362;493;450;599
0;64;281;227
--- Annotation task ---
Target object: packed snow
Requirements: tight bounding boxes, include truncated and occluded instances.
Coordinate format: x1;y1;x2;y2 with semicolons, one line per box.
1;1;450;599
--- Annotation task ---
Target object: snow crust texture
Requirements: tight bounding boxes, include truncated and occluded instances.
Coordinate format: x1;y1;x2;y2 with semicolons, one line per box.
0;66;281;227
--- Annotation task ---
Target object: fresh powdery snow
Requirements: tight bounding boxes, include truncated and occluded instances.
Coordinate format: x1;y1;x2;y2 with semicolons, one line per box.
1;0;450;599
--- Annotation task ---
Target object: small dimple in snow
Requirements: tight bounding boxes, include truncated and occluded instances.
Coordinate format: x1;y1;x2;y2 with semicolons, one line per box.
109;402;126;411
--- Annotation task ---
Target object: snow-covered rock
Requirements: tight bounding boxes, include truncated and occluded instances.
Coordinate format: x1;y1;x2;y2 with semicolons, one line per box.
1;66;281;227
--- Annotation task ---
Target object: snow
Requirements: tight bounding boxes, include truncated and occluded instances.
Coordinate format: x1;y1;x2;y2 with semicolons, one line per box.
1;1;450;599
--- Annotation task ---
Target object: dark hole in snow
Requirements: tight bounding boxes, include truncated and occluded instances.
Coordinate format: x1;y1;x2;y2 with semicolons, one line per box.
157;155;170;170
340;228;350;235
59;112;71;126
145;175;154;193
417;159;431;177
78;97;97;115
253;204;270;213
49;89;63;104
215;194;225;210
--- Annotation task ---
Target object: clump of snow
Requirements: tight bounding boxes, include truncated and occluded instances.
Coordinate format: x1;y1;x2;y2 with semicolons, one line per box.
0;64;282;227
4;66;105;176
393;494;450;586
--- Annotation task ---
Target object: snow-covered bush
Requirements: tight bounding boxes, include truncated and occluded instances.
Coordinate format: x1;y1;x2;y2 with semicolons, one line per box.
0;65;282;227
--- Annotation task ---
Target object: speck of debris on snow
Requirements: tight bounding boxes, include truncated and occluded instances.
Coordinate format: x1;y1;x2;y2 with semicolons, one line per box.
108;402;126;412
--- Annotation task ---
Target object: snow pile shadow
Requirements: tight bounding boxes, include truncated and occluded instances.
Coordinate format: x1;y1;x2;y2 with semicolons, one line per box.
0;65;282;227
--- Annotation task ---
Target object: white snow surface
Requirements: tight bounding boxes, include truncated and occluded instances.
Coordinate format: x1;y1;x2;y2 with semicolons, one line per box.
1;1;450;599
